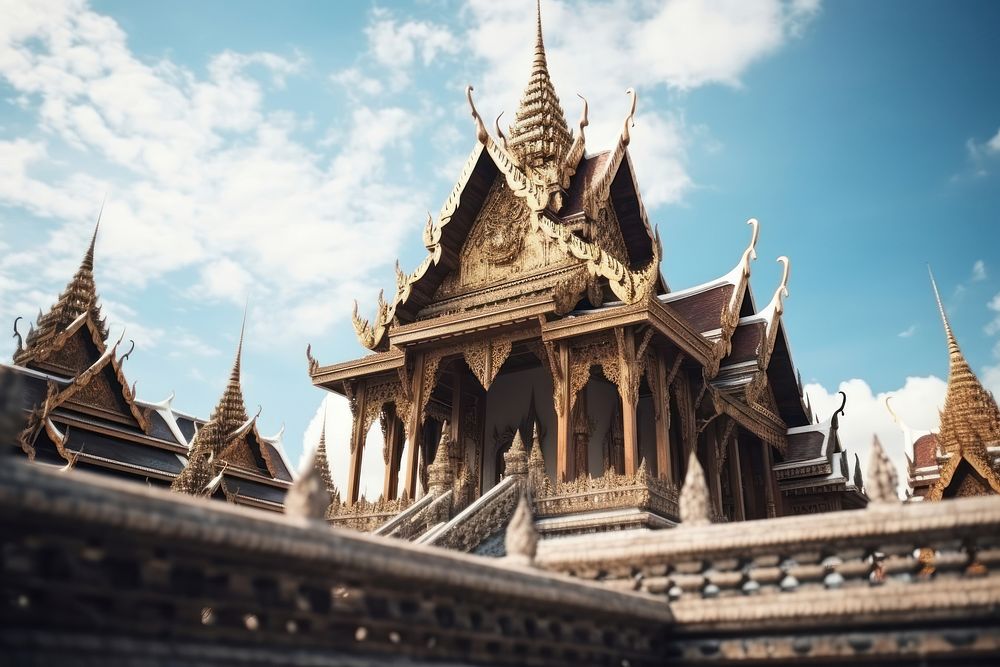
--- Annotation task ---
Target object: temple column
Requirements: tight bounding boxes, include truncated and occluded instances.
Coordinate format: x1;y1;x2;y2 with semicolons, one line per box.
381;405;404;500
762;440;777;518
617;328;639;476
403;353;426;499
727;433;746;521
555;342;573;483
740;437;759;519
705;424;723;517
654;352;672;482
346;380;368;506
450;367;463;473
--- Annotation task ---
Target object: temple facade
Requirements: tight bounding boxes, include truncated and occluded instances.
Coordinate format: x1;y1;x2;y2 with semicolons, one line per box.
308;5;866;544
897;272;1000;501
5;223;293;511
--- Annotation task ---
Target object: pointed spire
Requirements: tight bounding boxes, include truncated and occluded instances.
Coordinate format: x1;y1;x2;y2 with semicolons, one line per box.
504;429;529;477
505;492;538;566
285;446;332;520
15;214;108;365
427;423;455;495
928;268;1000;455
866;435;899;504
507;0;573;184
679;450;711;526
314;409;337;497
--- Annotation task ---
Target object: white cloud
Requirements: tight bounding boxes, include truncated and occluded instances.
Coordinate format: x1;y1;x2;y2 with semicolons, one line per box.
985;292;1000;336
330;66;384;97
987;128;1000;154
464;0;820;207
972;259;987;282
897;324;917;338
367;8;459;69
0;0;428;352
805;376;947;498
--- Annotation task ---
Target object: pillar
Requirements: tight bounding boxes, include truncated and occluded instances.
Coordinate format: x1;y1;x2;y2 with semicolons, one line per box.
762;439;777;518
556;342;573;483
403;353;425;499
727;433;746;521
346;380;368;505
381;405;405;500
619;328;639;476
705;424;723;516
654;352;672;482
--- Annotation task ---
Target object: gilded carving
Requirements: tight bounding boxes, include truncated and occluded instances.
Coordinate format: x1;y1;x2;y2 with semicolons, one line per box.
462;334;513;391
535;459;678;520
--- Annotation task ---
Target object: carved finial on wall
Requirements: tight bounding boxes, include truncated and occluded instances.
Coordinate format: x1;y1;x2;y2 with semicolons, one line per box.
866;434;899;504
285;448;330;520
505;492;538;566
428;422;455;495
504;429;529;477
679;450;711;526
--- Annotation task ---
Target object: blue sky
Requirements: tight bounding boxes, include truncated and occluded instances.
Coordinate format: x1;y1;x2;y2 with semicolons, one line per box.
1;0;998;486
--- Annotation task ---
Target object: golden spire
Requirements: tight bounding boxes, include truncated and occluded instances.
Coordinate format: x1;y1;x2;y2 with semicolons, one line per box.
15;214;108;364
507;0;572;183
928;267;1000;455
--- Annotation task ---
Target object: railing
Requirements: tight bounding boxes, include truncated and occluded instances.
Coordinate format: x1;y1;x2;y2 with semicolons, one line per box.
0;460;670;666
538;495;1000;663
535;464;679;525
425;475;520;551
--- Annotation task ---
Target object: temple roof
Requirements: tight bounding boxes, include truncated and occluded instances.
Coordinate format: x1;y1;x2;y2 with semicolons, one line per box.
507;0;573;186
929;269;1000;456
14;220;108;369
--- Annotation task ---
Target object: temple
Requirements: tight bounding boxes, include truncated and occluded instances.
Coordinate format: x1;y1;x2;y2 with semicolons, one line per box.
898;271;1000;501
308;3;867;545
4;221;293;511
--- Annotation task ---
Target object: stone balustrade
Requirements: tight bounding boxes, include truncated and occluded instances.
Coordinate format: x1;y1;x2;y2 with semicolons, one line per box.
537;495;1000;662
0;460;670;666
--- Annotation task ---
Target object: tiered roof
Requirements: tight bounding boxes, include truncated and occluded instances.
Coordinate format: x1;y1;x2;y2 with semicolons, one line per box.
507;0;574;188
8;221;292;510
923;271;1000;500
14;221;107;371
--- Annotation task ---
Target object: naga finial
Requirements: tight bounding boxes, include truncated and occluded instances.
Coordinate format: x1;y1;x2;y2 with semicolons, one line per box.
769;256;791;317
12;316;23;353
831;390;847;428
740;218;760;275
466;85;489;144
495;111;508;151
119;339;135;365
423;211;436;249
576;93;589;136
622;88;637;146
305;344;318;374
394;260;406;292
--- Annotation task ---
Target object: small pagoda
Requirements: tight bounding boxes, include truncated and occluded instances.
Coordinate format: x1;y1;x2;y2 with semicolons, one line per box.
5;221;294;511
897;272;1000;501
308;2;866;545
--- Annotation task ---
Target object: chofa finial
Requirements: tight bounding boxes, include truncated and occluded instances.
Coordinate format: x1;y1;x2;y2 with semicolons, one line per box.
495;111;508;151
622;88;637;146
831;390;847;428
741;218;760;274
466;85;489;144
576;93;589;136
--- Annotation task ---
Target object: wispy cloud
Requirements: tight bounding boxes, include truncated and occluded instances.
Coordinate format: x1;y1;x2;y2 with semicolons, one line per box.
897;324;917;338
972;259;987;282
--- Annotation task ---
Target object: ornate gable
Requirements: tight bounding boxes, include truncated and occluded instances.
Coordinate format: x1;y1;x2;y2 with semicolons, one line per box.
431;177;574;308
